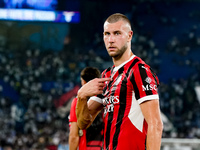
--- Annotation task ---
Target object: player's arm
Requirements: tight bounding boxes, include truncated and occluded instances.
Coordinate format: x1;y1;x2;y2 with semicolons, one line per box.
76;78;111;129
140;99;163;150
68;122;79;150
76;98;103;129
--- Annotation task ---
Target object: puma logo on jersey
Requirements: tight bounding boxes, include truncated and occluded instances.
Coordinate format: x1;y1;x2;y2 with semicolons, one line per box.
141;66;148;70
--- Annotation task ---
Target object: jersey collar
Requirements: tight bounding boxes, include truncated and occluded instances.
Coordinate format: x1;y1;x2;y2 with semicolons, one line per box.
113;55;135;72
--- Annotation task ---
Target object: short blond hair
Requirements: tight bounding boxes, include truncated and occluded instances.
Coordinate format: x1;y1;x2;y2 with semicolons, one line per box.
105;13;132;30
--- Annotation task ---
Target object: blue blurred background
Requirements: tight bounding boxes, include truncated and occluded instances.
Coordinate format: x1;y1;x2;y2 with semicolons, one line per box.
0;0;200;149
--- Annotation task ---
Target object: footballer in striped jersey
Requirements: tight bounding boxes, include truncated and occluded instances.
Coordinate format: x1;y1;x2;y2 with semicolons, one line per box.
76;13;163;150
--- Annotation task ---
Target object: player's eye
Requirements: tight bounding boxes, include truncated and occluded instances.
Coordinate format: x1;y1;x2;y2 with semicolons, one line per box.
115;32;120;35
104;32;110;36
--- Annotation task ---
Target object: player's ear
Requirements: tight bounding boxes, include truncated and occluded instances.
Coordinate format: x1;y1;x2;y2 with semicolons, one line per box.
128;30;133;41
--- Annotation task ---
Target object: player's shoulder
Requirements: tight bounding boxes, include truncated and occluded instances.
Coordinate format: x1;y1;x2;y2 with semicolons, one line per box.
128;55;149;71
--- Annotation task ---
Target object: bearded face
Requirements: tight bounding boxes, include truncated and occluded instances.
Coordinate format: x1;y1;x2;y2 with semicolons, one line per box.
103;20;131;60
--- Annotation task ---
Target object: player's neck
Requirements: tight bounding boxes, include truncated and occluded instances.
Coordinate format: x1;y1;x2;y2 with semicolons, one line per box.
113;50;133;67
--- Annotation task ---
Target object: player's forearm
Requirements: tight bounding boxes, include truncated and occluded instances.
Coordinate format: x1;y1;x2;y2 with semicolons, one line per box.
146;122;163;150
69;136;79;150
76;96;93;129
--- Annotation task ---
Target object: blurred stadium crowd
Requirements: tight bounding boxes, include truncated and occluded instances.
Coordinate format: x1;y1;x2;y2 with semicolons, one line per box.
0;1;200;149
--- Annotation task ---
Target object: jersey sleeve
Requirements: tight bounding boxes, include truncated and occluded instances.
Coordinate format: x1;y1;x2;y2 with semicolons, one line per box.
130;63;159;104
69;97;78;123
88;96;103;104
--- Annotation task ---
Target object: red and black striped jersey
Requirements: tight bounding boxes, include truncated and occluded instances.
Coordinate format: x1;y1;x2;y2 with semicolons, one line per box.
90;55;159;150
